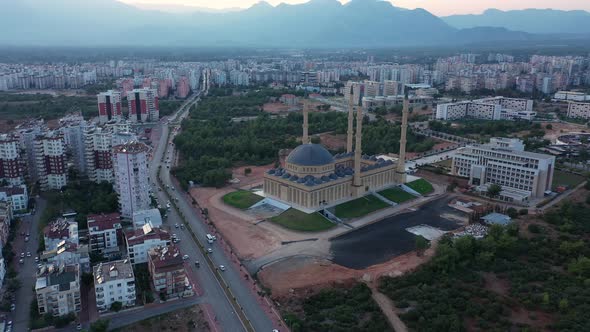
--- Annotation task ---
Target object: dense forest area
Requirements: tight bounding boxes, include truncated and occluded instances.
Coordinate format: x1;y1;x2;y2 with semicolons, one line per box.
0;93;96;120
379;195;590;331
283;283;392;332
40;180;118;231
173;88;434;187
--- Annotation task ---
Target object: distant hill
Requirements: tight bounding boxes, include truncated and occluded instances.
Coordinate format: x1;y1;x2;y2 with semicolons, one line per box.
443;8;590;34
0;0;536;47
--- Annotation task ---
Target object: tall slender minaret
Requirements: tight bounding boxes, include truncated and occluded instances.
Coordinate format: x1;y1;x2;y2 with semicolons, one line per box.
397;94;409;183
302;100;309;144
346;91;355;153
353;105;363;189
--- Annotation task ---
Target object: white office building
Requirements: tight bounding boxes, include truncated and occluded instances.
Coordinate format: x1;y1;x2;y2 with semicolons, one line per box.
452;138;555;204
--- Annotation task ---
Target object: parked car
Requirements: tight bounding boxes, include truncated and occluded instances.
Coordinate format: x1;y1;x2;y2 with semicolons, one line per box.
219;265;226;271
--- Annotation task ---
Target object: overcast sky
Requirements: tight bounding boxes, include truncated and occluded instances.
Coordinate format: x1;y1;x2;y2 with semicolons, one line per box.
119;0;590;16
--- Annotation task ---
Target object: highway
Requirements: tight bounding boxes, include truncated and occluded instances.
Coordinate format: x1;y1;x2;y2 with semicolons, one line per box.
148;92;278;332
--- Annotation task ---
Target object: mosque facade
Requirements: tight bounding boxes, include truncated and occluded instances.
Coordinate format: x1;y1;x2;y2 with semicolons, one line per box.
263;94;410;212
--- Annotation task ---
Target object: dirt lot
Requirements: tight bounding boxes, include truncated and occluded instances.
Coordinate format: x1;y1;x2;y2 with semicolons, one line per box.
318;132;347;151
263;102;292;114
189;164;318;260
258;242;439;298
120;305;210;332
540;121;588;141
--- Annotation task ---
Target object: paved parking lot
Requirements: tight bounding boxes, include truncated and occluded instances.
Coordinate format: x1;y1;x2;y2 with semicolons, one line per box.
330;196;463;269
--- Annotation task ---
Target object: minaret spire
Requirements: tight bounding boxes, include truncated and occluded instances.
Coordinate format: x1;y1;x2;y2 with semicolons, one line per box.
302;99;310;144
397;92;409;183
353;105;363;189
346;88;355;153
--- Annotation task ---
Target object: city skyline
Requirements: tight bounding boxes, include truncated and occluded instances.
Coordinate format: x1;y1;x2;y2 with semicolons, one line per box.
119;0;590;16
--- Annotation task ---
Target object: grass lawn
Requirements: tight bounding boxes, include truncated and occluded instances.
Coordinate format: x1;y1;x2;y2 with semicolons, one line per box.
378;187;416;203
334;195;389;219
222;190;264;209
270;209;335;232
552;170;586;190
406;179;434;195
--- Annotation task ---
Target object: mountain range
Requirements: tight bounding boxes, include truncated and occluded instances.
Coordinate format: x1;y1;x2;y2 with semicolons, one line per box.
443;8;590;35
0;0;587;48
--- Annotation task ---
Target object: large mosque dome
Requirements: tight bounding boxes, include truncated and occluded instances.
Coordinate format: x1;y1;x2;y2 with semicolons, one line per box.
286;144;335;166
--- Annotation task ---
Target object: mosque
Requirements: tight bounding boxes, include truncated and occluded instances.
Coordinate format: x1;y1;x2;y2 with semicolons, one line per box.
263;94;410;212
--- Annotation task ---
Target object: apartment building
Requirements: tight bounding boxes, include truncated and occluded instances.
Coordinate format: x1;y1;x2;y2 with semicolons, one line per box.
148;245;193;299
35;264;81;317
88;213;122;254
113;142;150;218
0;185;28;211
132;208;162;229
97;90;123;124
566;102;590;120
452;138;555;203
125;225;171;265
43;218;79;251
0;135;24;185
383;80;400;97
128;88;159;123
42;241;90;273
35;133;67;191
84;125;137;184
436;97;535;121
93;259;136;311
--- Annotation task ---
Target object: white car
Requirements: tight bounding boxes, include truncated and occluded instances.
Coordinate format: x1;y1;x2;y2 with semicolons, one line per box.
207;248;213;254
219;265;226;271
182;254;189;260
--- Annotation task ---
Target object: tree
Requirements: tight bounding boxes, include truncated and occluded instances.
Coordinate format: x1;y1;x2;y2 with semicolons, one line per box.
487;184;502;198
90;319;109;332
415;236;430;257
244;168;252;176
506;207;519;219
110;301;122;312
546;124;553;130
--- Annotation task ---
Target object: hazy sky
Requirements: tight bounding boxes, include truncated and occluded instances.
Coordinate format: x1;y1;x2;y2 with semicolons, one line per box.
119;0;590;16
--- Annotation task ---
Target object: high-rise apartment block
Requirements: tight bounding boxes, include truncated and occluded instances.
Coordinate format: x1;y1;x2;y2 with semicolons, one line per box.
84;124;136;184
452;138;555;204
59;114;89;174
35;133;67;191
128;88;159;123
113;142;150;218
0;135;24;185
97;90;123;124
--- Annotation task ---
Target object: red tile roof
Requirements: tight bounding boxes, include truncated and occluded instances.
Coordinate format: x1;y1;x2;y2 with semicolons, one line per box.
87;213;121;232
125;227;170;246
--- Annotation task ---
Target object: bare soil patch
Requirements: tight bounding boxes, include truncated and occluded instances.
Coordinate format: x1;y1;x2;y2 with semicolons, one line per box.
121;305;210;332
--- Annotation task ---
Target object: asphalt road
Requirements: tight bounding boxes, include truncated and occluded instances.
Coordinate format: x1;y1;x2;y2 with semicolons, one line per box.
331;195;461;269
151;93;278;332
13;197;46;332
